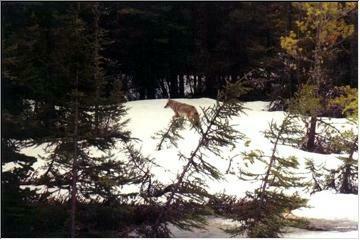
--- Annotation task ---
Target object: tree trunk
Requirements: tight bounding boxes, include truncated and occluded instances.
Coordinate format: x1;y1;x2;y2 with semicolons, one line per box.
286;3;292;34
340;136;358;193
147;84;155;99
70;4;80;237
350;17;357;87
306;116;317;152
146;64;155;99
194;75;198;96
179;74;185;97
159;78;169;98
169;72;178;98
93;3;100;134
70;70;79;238
259;115;287;205
286;3;296;97
340;162;351;193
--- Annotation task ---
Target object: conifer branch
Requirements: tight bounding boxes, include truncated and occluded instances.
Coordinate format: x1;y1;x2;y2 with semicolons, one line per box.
259;115;289;205
154;117;186;150
144;81;248;237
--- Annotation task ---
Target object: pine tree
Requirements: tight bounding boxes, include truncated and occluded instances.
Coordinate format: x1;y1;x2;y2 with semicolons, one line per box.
288;84;323;152
286;84;358;193
329;87;358;193
225;114;308;237
314;87;358;193
2;5;45;236
280;2;356;152
1;139;38;237
304;138;358;195
337;137;358;194
27;3;145;236
275;84;358;155
304;159;324;194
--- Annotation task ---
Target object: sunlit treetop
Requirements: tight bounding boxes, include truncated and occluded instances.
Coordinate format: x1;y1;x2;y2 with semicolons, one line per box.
281;2;356;57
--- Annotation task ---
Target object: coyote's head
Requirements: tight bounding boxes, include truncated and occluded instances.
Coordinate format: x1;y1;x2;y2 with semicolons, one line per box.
164;99;171;108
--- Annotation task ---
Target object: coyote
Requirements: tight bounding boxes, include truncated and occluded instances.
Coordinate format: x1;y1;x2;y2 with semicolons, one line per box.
164;99;200;127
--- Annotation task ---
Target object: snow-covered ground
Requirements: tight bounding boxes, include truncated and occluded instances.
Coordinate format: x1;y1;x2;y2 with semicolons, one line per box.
168;216;358;238
4;98;358;238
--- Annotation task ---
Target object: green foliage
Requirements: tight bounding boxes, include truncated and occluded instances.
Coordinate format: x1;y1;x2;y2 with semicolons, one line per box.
337;155;358;194
279;2;356;114
305;156;358;195
1;93;39;237
3;2;356;102
2;3;152;237
226;114;309;237
289;84;322;117
328;85;358;120
272;3;357;111
281;3;355;53
317;121;357;154
304;159;324;194
2;200;69;238
287;84;358;154
281;2;355;59
304;132;358;195
264;115;304;147
153;117;186;150
222;191;307;238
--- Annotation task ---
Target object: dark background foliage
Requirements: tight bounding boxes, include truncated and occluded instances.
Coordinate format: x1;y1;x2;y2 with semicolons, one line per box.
3;2;356;102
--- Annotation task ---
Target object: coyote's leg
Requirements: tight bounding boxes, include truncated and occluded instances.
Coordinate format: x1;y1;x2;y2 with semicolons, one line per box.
191;114;200;127
173;111;180;118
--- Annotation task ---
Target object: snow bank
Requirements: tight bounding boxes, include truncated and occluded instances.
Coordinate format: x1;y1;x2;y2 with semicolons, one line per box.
293;190;358;222
169;216;358;238
283;228;358;239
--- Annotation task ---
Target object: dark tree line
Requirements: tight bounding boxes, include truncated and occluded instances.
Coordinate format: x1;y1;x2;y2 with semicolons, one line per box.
3;2;356;101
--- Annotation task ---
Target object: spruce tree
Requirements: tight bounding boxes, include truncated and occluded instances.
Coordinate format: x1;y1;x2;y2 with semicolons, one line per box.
2;3;155;237
304;87;358;194
2;6;44;236
330;87;358;193
304;159;324;194
27;3;145;236
275;84;358;155
225;114;308;237
280;2;356;152
337;136;358;194
304;141;358;195
1;136;38;237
